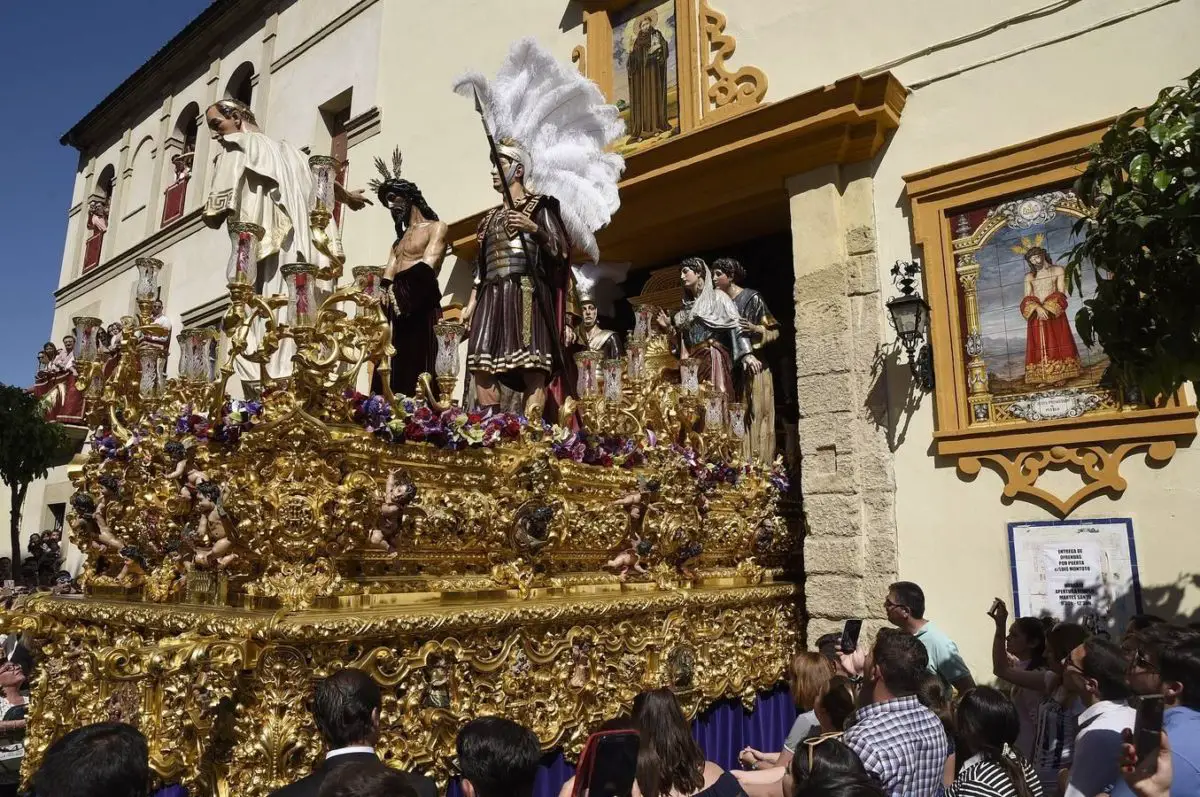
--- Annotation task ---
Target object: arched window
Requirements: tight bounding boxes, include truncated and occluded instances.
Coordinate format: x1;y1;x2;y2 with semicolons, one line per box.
224;62;255;107
163;102;200;226
84;165;115;272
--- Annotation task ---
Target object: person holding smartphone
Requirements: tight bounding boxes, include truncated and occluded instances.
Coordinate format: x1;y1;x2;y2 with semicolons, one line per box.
988;599;1050;759
1109;624;1200;797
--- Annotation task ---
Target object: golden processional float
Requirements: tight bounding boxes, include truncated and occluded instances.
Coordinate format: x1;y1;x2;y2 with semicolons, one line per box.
10;153;800;794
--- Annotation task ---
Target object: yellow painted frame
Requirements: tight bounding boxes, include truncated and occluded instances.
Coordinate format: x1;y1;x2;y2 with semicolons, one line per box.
580;0;766;142
905;118;1196;516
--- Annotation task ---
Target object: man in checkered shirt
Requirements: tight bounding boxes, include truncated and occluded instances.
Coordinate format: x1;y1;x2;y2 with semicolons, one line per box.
840;628;951;797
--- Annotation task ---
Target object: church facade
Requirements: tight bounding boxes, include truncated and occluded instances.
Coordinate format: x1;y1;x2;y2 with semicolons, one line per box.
12;0;1200;677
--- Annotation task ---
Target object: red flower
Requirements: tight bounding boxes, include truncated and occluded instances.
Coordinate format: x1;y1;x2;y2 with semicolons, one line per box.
468;412;483;424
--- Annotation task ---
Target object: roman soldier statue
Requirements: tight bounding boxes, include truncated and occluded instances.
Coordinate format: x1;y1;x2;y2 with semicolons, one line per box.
368;148;448;397
454;38;625;421
571;262;626;360
201;98;370;389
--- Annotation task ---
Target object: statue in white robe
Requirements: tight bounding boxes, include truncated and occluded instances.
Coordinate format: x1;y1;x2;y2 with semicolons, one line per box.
201;99;370;390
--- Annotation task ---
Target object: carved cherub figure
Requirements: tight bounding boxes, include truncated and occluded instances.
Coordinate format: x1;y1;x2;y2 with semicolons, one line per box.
71;491;125;552
604;536;653;582
674;540;703;581
165;441;207;501
145;538;188;603
423;656;452;709
569;640;592;689
193;481;238;569
512;505;555;555
369;469;417;550
612;476;661;529
116;546;147;585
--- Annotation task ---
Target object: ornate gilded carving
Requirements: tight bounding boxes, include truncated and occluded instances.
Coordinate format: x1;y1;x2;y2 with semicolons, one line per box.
15;586;798;792
957;441;1177;518
699;1;767;124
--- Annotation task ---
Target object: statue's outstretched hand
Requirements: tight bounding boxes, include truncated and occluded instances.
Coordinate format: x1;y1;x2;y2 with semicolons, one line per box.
338;185;373;211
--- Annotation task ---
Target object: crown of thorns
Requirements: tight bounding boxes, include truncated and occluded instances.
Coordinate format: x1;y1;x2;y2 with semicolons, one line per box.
368;147;406;196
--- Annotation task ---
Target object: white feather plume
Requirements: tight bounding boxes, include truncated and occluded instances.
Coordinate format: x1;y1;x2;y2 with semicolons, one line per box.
572;262;632;316
454;38;625;261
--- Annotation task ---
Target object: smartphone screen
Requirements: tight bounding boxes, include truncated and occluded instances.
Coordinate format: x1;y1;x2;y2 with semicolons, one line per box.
585;731;639;797
841;619;863;654
1134;695;1164;763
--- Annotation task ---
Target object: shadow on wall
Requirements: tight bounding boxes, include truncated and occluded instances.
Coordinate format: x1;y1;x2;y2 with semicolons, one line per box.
1037;571;1200;639
865;340;926;452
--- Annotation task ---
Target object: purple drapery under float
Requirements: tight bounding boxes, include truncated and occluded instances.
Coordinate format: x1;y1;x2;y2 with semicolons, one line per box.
445;685;796;797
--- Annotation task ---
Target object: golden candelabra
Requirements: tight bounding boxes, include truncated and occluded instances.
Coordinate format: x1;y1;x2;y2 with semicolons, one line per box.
6;157;801;795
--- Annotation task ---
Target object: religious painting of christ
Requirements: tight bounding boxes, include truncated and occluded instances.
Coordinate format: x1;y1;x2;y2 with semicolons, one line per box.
954;188;1112;416
1017;238;1080;386
612;0;680;155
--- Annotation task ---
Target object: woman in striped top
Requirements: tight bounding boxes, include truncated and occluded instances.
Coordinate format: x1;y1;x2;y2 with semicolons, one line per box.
947;686;1043;797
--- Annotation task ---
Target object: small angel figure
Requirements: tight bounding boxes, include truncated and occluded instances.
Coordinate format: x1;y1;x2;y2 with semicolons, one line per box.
116;546;147;585
674;540;703;581
604;536;653;582
569;640;592;689
368;469;416;550
71;491;125;552
612;476;661;528
193;482;237;569
164;441;207;501
423;656;452;709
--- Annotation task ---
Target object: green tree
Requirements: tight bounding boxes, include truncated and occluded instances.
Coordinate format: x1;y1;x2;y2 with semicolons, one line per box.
0;384;68;564
1068;68;1200;399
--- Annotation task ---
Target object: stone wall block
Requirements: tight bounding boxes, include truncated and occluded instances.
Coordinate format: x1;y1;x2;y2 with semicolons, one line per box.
795;330;852;377
846;224;877;256
796;372;856;418
805;575;867;618
801;493;863;537
864;531;899;574
847;252;880;295
804;536;865;576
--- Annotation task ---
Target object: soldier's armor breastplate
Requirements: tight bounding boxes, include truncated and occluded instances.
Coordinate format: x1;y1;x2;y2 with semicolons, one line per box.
483;212;531;281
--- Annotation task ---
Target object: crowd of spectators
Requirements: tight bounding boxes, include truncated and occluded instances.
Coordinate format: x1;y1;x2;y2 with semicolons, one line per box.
10;579;1198;797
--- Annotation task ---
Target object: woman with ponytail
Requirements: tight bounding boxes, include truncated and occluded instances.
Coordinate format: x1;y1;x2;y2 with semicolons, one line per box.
948;686;1043;797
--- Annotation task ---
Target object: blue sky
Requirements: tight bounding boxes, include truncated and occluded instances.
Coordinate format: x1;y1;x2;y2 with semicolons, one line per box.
0;0;211;388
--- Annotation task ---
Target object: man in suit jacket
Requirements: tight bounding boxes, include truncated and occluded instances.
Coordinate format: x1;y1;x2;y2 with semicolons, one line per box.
269;668;436;797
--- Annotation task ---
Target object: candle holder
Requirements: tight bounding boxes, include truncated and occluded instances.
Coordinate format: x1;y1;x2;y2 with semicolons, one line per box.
226;222;264;287
308;155;338;222
627;342;646;383
433;321;466;402
138;340;163;398
281;264;318;328
353;266;386;299
727;401;747;440
679;359;700;396
575;351;601;399
602;357;626;403
633;305;656;342
134;258;163;304
177;328;219;383
703;391;726;431
71;317;103;364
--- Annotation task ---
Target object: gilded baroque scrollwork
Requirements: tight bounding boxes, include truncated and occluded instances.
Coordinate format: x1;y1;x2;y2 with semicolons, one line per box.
699;0;767;124
957;441;1177;518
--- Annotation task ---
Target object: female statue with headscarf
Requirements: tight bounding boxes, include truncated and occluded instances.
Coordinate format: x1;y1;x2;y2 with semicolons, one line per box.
655;257;760;395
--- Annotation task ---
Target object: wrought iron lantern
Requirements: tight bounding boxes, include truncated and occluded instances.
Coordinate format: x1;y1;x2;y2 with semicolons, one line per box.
885;260;934;391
